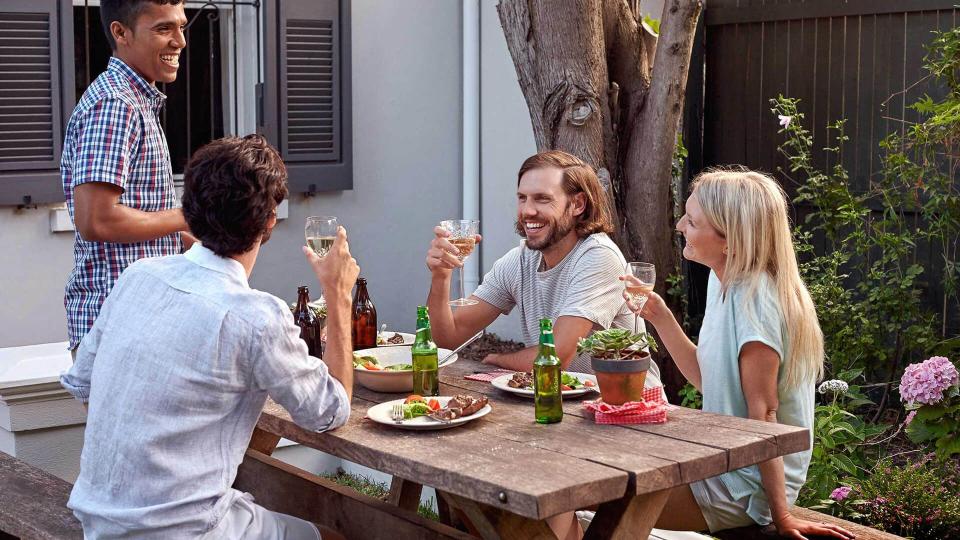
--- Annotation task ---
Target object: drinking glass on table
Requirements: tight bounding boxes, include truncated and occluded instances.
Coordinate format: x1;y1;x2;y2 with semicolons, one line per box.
625;262;655;333
440;219;480;307
305;216;338;258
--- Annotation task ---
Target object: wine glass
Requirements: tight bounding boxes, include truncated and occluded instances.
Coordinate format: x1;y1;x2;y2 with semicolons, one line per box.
305;216;338;258
440;219;480;307
625;262;656;333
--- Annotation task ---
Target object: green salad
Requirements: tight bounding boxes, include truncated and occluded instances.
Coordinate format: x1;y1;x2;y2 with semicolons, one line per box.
403;402;432;418
353;354;379;369
353;354;412;372
384;363;413;371
560;372;585;389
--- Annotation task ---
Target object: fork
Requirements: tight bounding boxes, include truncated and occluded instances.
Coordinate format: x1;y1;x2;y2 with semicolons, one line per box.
390;403;404;424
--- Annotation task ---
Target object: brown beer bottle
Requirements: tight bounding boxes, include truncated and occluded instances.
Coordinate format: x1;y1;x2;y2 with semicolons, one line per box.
351;277;378;349
294;285;323;357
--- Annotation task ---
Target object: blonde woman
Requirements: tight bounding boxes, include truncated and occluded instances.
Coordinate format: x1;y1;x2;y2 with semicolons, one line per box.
623;168;854;539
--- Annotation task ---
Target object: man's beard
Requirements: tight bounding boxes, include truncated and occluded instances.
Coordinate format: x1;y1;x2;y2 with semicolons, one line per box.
514;204;577;251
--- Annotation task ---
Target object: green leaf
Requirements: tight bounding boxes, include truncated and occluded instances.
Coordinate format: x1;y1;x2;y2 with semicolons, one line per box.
834;454;859;475
916;406;950;421
935;434;960;457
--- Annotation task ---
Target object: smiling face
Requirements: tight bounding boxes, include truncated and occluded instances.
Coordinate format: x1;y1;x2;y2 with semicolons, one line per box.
111;2;187;85
676;191;727;270
514;167;584;251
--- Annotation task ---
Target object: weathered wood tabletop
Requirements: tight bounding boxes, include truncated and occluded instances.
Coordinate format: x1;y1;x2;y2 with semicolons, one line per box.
250;359;810;540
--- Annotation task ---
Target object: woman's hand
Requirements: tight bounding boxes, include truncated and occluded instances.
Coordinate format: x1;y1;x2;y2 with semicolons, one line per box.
619;275;672;328
774;512;856;540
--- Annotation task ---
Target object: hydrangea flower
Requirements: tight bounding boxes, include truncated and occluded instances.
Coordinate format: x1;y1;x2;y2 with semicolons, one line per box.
899;356;959;405
818;379;849;396
830;486;852;501
904;410;917;425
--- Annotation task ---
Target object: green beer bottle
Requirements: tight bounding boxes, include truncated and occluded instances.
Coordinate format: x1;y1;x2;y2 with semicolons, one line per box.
534;318;563;424
412;305;440;396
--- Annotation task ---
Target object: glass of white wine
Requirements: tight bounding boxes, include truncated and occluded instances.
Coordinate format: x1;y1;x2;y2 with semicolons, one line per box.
305;216;338;258
440;219;480;307
625;262;655;333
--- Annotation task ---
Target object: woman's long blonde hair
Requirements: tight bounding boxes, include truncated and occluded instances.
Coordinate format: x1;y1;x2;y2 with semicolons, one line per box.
692;167;824;389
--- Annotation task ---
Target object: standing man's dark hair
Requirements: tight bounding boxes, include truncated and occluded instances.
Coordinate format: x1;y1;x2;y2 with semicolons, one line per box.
100;0;185;50
182;135;289;257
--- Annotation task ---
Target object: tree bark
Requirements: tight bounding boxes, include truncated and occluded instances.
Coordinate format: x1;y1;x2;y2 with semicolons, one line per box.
499;0;703;396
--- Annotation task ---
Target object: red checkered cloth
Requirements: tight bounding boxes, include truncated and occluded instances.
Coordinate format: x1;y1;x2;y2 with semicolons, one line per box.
464;369;515;382
582;386;668;424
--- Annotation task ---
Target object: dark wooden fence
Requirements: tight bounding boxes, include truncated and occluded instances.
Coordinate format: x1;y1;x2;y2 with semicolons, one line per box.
682;0;960;333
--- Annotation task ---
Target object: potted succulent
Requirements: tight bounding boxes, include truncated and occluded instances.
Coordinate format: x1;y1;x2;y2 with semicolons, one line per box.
577;329;657;405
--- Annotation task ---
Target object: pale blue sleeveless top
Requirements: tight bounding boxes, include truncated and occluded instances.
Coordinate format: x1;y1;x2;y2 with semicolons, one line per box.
697;271;815;524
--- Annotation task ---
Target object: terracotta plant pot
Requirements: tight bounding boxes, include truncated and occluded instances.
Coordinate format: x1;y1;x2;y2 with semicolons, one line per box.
591;352;651;405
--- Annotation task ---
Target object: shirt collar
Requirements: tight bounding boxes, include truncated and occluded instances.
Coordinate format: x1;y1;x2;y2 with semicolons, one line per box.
183;244;250;288
108;57;167;108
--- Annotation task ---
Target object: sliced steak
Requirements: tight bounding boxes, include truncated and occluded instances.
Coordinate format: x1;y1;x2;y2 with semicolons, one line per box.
430;394;489;421
507;371;533;389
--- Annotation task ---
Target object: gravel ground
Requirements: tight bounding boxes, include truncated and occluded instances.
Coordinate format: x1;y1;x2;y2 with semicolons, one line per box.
456;333;526;363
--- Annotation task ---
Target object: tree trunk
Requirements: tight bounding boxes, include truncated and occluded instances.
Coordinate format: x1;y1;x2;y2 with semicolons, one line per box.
498;0;703;396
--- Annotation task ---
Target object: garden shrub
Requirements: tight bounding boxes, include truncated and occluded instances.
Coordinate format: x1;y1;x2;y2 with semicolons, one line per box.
849;455;960;540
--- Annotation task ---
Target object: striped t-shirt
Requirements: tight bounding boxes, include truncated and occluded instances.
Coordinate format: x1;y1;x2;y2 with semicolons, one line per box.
473;233;659;380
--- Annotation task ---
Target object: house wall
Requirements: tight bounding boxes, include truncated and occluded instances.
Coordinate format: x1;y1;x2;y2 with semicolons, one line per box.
0;0;463;348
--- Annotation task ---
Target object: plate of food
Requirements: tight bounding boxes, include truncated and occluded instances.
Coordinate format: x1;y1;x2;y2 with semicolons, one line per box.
366;394;491;430
376;331;414;347
490;371;598;398
353;346;457;393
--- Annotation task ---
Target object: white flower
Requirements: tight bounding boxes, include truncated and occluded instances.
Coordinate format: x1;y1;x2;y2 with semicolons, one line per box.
778;115;792;128
818;379;849;396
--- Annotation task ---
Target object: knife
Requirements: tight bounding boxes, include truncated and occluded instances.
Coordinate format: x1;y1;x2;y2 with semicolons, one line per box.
438;330;484;368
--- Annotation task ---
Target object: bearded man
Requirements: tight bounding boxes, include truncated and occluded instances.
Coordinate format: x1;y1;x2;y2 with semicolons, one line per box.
424;150;665;378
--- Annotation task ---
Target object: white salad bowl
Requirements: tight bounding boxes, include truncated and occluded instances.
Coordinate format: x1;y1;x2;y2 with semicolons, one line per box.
353;346;456;393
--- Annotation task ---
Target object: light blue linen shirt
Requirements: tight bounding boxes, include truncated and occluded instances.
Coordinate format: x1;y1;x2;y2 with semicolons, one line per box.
696;271;815;525
60;244;350;538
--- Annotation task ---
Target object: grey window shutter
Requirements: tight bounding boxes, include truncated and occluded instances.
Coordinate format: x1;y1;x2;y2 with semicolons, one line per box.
0;0;74;205
261;0;352;193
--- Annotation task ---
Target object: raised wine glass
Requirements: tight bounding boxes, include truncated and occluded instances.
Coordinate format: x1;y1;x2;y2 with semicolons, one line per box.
625;262;656;333
440;219;480;307
305;216;338;258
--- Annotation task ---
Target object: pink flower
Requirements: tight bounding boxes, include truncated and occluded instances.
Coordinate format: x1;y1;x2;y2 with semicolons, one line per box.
904;410;917;425
778;115;792;127
830;486;852;501
899;356;959;405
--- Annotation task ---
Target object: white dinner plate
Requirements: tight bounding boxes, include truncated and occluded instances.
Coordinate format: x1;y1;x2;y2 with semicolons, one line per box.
366;396;492;431
377;332;415;347
490;372;599;399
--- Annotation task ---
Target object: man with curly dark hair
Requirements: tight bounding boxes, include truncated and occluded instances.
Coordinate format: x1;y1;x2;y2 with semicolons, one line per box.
61;135;357;540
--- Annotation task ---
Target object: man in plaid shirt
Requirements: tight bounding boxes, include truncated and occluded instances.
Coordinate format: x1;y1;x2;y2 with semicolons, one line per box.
62;0;195;353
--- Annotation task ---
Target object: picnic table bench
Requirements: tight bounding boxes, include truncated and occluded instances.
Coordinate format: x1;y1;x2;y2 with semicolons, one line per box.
243;358;813;539
0;451;82;539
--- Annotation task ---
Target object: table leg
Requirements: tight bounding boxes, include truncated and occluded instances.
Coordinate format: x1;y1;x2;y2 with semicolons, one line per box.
387;477;423;511
436;493;457;527
582;488;671;540
247;427;281;456
438;490;557;540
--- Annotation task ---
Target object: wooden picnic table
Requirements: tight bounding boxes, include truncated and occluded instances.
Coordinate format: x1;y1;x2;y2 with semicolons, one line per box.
245;358;810;540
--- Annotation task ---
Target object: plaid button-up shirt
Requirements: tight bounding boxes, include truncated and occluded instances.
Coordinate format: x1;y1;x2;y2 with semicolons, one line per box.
62;57;182;349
